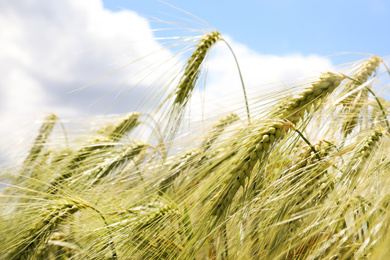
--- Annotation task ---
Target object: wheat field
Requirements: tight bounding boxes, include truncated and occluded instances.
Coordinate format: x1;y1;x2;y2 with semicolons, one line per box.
1;21;390;260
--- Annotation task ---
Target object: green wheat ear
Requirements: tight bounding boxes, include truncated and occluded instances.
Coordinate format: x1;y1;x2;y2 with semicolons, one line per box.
6;199;84;260
98;112;141;141
19;113;58;175
172;31;221;107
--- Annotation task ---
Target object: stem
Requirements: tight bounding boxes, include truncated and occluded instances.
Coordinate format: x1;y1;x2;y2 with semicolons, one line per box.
222;39;250;124
90;207;118;259
294;129;322;161
222;223;229;260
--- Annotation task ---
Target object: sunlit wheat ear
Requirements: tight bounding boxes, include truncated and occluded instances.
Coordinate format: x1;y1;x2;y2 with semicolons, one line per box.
116;202;183;259
46;113;143;193
171;31;221;107
7;199;84;260
343;56;382;94
201;113;239;152
341;89;368;137
98;112;141;142
289;139;335;175
345;129;384;179
158;149;201;195
276;72;345;124
88;141;150;186
340;56;382;136
47;137;114;194
212;73;345;217
211;120;293;217
287;140;336;216
19;113;58;177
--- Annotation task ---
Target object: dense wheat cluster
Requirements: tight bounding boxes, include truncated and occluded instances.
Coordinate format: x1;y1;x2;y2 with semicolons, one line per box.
1;26;390;260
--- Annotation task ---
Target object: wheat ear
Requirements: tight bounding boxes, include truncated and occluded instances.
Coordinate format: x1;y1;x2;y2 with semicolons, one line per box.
349;129;383;175
340;56;381;136
47;139;113;194
90;142;149;186
7;200;83;260
158;149;201;195
288;140;336;216
19;114;58;176
277;72;345;123
212;72;345;217
201;113;239;151
119;203;182;259
98;112;141;142
172;31;221;107
343;56;381;95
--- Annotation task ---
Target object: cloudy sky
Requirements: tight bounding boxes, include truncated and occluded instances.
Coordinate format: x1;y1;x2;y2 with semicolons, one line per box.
0;0;389;162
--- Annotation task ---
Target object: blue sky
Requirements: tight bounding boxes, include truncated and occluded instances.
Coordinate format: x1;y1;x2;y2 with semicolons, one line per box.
102;0;390;64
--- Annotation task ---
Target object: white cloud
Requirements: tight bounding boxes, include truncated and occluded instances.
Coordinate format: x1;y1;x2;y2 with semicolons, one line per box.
0;0;334;164
0;0;174;119
0;0;176;163
207;36;332;97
